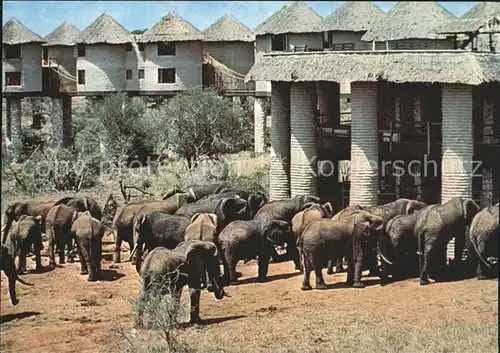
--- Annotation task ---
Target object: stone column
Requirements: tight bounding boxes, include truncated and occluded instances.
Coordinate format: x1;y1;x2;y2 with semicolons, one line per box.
62;95;72;147
317;81;340;126
30;97;42;129
290;82;317;197
7;98;22;144
441;84;473;261
269;82;291;200
51;97;63;147
254;98;266;153
481;96;494;207
350;82;378;206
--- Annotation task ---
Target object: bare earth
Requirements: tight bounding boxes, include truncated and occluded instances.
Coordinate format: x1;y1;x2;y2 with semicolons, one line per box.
1;234;498;353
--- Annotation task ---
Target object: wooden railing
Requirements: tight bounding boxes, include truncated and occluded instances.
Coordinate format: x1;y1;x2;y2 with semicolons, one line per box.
202;54;255;94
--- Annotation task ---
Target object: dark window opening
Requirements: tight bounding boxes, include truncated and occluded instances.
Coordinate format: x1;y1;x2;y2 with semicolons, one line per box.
77;44;86;57
5;72;21;86
271;34;287;51
138;43;145;52
157;41;176;56
125;43;133;51
78;70;85;85
43;47;49;62
158;68;176;83
138;69;145;79
126;69;133;80
5;44;21;59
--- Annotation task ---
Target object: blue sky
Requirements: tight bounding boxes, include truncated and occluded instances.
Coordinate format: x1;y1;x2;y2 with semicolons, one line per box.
3;1;478;37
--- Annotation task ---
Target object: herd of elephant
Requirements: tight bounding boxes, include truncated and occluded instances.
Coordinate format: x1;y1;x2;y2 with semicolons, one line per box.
1;182;498;326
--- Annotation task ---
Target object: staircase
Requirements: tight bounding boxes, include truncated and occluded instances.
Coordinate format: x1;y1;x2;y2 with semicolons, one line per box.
42;58;77;93
202;54;255;95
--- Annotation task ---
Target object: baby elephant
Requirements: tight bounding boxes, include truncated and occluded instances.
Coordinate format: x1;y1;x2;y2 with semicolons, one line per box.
184;213;218;243
5;215;43;274
218;219;292;285
71;211;104;281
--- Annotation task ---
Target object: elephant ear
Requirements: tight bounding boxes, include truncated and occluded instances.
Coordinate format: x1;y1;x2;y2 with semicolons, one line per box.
463;199;480;223
300;202;316;212
201;240;217;257
248;193;266;211
190;213;202;224
162;188;184;200
406;200;426;215
370;216;384;230
185;241;206;265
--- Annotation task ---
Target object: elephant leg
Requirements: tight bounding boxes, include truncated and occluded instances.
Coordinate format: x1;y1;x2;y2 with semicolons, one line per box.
326;259;335;275
301;254;312;291
313;258;327;290
127;239;135;262
93;237;102;273
18;245;28;275
353;245;365;289
188;287;201;325
477;262;487;280
47;229;56;268
289;245;301;272
335;256;344;274
34;238;42;272
345;251;355;287
419;242;433;285
133;279;149;328
228;254;239;285
76;241;89;275
257;252;270;282
113;229;124;263
58;237;66;265
380;259;390;285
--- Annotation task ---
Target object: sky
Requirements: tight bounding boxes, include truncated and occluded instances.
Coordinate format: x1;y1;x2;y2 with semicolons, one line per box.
3;1;479;37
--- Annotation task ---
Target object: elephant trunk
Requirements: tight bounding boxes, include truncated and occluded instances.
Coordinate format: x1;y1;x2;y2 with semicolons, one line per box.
135;243;144;273
8;275;18;306
470;234;493;268
128;243;138;262
207;258;225;300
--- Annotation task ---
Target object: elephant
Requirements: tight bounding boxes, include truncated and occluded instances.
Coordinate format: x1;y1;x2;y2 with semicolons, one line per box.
184;213;218;243
53;196;102;220
130;212;192;273
71;211;104;282
1;245;34;306
468;203;499;280
331;205;364;221
175;197;252;235
379;205;437;282
112;199;153;263
253;195;320;223
134;240;226;327
329;199;427;276
45;204;77;268
414;197;481;285
195;192;268;219
218;219;293;285
4;215;43;274
161;183;230;201
292;202;334;273
299;210;384;290
2;199;55;243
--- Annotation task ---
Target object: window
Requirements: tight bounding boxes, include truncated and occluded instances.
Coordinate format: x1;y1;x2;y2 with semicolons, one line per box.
5;44;21;59
125;43;133;51
77;44;86;57
157;42;176;56
271;34;287;51
78;70;85;85
138;69;145;79
126;69;133;80
158;68;175;83
5;72;21;86
138;43;145;52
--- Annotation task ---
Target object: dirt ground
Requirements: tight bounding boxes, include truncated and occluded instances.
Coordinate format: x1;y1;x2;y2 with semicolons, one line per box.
0;233;498;353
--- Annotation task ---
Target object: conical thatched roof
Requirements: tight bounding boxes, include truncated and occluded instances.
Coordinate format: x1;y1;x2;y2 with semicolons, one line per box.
43;22;80;46
362;2;456;42
3;17;45;45
138;12;203;43
203;13;254;42
462;2;500;20
254;1;326;36
77;13;133;44
324;2;385;32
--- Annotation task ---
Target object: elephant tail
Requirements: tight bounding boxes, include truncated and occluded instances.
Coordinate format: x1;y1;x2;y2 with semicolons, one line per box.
470;231;493;268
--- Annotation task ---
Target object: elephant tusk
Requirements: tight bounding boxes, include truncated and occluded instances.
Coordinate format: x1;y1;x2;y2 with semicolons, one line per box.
377;245;393;265
127;244;138;262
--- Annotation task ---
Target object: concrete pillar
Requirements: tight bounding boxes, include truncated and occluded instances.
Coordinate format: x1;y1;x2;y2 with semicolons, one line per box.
317;82;340;126
6;99;12;140
62;95;72;147
30;97;42;129
350;82;378;206
290;82;317;197
51;97;63;147
441;84;473;260
269;82;291;200
7;98;22;144
481;97;494;207
254;98;266;153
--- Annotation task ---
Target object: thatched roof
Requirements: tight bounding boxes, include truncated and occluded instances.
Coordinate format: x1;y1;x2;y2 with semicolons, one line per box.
245;51;500;86
77;13;133;44
253;1;326;36
203;13;254;42
435;16;500;34
3;17;45;45
324;2;385;32
462;2;500;20
138;12;203;43
43;22;81;46
362;2;456;42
